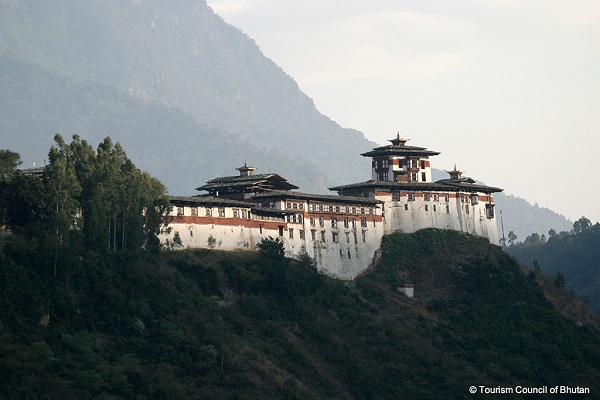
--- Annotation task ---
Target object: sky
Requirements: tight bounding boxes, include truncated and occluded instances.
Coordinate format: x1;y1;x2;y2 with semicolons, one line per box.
207;0;600;224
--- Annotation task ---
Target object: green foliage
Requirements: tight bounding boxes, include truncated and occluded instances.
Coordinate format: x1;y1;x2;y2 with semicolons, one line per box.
256;236;285;259
508;217;600;309
3;219;600;398
0;149;21;181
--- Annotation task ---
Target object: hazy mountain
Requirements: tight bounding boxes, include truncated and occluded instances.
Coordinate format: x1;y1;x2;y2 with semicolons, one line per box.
0;0;374;194
1;0;572;235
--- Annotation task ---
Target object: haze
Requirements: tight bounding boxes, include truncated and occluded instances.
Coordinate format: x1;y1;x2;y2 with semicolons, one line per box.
207;0;600;225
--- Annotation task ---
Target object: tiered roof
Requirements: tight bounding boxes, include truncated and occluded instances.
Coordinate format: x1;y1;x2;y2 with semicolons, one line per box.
196;173;299;196
361;133;440;158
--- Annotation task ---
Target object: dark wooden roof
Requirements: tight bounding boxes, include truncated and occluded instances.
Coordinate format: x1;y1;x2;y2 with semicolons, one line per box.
169;195;252;208
329;179;503;194
361;144;440;158
252;190;382;205
196;173;298;194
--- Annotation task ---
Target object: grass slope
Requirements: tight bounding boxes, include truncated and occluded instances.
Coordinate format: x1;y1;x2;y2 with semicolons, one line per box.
1;229;599;399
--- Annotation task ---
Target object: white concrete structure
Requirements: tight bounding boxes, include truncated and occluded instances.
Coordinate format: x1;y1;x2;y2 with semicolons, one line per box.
330;134;501;245
161;135;502;279
161;192;384;280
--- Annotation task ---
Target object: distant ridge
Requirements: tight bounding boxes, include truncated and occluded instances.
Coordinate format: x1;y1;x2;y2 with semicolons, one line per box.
0;0;571;237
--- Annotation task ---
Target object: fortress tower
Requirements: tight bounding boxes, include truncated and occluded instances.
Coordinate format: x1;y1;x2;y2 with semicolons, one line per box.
330;134;502;244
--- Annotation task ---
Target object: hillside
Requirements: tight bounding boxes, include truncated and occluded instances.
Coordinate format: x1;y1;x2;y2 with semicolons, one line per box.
508;219;600;311
1;229;599;399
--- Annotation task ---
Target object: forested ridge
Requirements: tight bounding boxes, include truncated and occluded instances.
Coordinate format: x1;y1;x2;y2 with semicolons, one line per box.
1;139;600;398
508;217;600;311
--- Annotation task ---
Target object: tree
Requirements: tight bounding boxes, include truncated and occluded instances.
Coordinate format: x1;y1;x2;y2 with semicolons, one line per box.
256;236;285;259
507;231;518;245
554;271;565;288
573;217;591;233
0;149;21;181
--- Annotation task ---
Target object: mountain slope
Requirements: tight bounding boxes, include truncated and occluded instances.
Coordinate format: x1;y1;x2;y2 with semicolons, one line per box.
0;0;374;193
1;229;599;398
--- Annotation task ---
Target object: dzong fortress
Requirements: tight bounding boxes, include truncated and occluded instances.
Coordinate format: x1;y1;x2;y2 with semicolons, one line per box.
161;134;502;279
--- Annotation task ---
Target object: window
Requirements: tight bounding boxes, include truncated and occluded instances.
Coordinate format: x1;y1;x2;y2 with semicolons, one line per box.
205;208;212;217
362;231;366;242
411;159;418;168
288;214;303;224
191;207;198;216
340;249;343;258
310;216;315;226
433;205;437;212
331;218;338;228
373;219;376;227
421;172;426;182
278;226;284;236
232;209;239;218
308;203;314;212
351;219;357;229
354;233;358;243
348;250;352;259
424;193;430;201
420;160;426;169
334;206;340;213
311;230;316;240
407;193;415;201
242;210;248;219
369;208;375;215
382;159;389;169
445;194;450;202
332;232;339;243
404;204;408;210
466;206;470;214
433;194;439;201
289;228;294;239
218;208;225;217
446;205;450;214
299;230;305;239
392;191;400;201
343;217;349;228
323;204;330;212
411;173;417;181
361;217;368;227
486;204;495;219
177;207;184;216
319;216;324;227
425;205;429;211
345;232;350;243
321;231;326;242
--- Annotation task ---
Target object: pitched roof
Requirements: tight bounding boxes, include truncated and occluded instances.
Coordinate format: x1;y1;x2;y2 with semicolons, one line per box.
252;190;382;205
196;173;298;192
329;179;503;194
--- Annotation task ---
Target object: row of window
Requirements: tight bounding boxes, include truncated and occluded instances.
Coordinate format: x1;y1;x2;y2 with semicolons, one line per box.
177;206;249;219
400;203;495;218
375;159;428;170
287;226;371;243
308;203;375;215
392;192;449;202
308;216;374;228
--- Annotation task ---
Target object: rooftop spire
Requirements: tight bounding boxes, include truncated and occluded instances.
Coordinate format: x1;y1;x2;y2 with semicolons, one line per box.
389;132;409;147
448;164;464;180
236;160;257;177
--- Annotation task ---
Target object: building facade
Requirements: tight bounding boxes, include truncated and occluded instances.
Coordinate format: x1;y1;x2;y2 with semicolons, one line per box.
160;135;502;279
